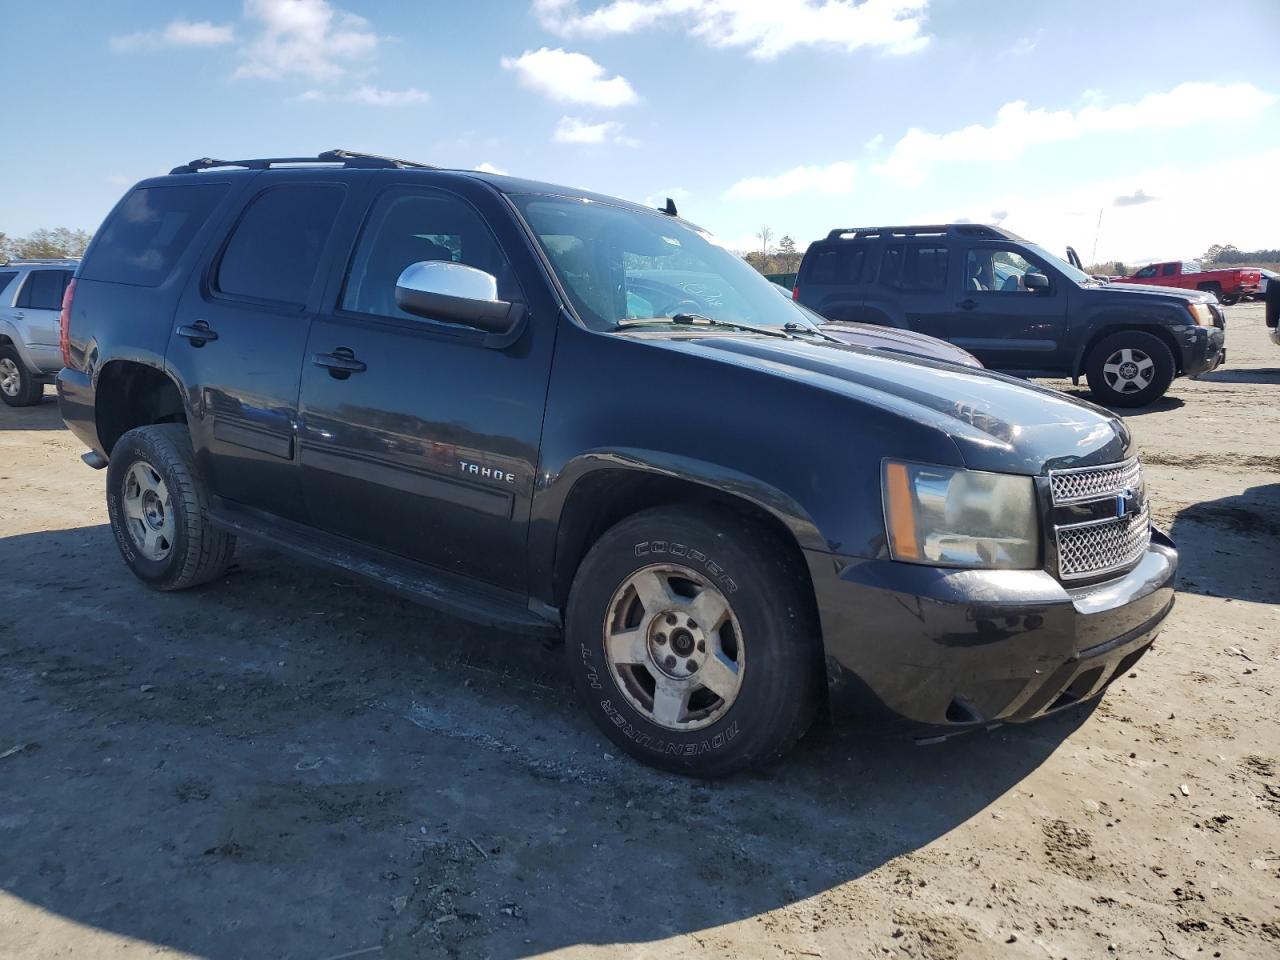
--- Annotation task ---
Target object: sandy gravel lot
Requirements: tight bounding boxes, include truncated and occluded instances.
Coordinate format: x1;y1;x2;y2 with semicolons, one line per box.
1;304;1277;960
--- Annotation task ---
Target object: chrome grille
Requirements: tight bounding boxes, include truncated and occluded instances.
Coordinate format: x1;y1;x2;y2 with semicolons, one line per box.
1050;457;1142;504
1057;506;1151;580
1049;458;1151;581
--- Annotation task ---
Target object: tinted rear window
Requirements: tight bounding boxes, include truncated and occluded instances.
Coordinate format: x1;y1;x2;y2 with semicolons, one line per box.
804;244;866;285
16;270;72;310
81;183;229;287
215;184;345;307
0;272;17;299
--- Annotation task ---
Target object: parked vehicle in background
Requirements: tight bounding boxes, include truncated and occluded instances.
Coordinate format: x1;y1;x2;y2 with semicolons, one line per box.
1267;271;1280;346
0;258;77;406
1113;260;1261;305
59;153;1177;775
794;224;1225;407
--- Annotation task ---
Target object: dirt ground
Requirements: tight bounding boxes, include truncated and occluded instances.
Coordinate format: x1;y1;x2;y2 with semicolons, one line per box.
1;304;1277;960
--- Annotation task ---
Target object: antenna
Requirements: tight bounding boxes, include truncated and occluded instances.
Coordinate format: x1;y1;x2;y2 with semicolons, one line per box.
659;197;678;217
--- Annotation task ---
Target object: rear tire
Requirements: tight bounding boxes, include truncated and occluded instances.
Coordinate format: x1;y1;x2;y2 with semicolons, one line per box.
1085;331;1175;408
0;346;44;407
1218;294;1239;306
106;424;236;591
564;504;821;777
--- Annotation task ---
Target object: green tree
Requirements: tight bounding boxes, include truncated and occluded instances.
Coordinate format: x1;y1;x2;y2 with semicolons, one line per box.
778;235;796;257
9;227;92;258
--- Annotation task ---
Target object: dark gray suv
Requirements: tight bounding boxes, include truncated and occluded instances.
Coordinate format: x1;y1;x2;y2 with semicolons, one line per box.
795;224;1225;407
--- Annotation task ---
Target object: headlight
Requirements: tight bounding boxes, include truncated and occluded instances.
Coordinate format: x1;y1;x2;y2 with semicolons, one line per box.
882;460;1039;569
1187;303;1215;325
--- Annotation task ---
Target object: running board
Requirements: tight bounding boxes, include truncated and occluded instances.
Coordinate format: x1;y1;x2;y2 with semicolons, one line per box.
208;499;560;636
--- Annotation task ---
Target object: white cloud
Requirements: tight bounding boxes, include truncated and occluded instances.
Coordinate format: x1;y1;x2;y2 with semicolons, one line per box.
475;162;508;174
725;161;856;199
553;116;636;145
110;19;235;52
533;0;930;60
501;47;638;107
298;85;429;105
932;149;1280;264
876;81;1277;186
235;0;378;81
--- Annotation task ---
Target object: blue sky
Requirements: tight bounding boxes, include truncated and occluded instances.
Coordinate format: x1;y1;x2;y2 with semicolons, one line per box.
2;0;1277;264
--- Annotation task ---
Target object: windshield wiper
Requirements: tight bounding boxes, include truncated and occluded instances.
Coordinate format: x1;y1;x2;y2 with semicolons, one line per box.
616;313;795;339
783;321;844;344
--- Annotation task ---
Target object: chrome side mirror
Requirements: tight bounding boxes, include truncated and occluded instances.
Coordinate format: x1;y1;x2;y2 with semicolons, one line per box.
394;261;524;340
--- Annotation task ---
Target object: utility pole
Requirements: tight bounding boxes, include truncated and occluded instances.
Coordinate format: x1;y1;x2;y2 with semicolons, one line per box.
1091;208;1103;265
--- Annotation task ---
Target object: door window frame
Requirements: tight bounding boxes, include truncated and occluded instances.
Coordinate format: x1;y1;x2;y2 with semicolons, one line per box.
329;183;524;345
962;243;1057;296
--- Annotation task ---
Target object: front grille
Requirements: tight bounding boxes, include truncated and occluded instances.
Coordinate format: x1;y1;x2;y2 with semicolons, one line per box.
1049;458;1151;581
1056;505;1151;580
1049;457;1142;504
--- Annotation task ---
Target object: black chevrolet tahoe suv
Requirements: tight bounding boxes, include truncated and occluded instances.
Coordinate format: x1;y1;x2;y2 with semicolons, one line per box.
58;151;1177;776
794;224;1226;407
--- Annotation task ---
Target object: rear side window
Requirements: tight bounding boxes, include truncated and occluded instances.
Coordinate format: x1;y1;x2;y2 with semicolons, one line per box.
804;245;865;284
0;271;17;300
81;183;228;287
879;244;948;292
1161;263;1176;276
215;185;345;307
16;270;72;310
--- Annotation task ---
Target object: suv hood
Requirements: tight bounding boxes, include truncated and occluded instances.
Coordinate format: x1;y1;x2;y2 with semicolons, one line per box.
654;334;1130;474
1103;281;1213;303
819;321;983;367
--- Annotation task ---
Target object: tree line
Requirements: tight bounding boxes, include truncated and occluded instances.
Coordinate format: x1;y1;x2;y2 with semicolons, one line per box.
1;227;93;261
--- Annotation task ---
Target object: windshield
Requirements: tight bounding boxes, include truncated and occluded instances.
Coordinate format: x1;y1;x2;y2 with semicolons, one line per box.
512;194;810;332
1024;243;1094;284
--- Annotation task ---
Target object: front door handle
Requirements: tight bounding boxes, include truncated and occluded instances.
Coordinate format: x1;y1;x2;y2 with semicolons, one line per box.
313;348;366;379
176;321;218;345
955;299;977;310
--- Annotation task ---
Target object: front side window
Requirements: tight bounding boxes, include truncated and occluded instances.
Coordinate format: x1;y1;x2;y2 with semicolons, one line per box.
16;270;69;310
511;195;813;332
1133;265;1158;279
965;248;1043;293
343;189;519;321
216;184;345;307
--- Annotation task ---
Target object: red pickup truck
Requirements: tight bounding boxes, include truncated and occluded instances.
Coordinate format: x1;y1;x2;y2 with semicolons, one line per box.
1114;260;1261;305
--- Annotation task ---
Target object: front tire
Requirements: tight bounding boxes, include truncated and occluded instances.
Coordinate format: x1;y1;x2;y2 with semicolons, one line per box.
106;424;236;591
564;505;821;776
1085;331;1175;408
0;346;44;407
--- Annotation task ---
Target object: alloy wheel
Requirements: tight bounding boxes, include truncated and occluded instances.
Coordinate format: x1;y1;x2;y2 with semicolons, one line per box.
1101;347;1155;395
121;461;175;561
602;563;745;731
0;358;20;397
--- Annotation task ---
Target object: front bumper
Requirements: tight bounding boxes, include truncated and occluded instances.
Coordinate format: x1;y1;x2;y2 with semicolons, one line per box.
1178;325;1225;376
808;528;1177;729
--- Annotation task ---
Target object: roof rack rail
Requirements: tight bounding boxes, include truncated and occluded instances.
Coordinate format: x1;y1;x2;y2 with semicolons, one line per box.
169;148;436;175
825;224;1019;241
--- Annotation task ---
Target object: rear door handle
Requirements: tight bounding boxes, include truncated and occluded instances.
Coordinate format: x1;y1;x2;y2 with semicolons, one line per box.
312;348;366;379
955;299;977;310
176;321;218;345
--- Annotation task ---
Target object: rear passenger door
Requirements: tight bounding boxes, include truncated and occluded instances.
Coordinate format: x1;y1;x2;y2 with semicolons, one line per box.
12;269;73;359
867;241;951;337
168;176;353;524
296;182;555;592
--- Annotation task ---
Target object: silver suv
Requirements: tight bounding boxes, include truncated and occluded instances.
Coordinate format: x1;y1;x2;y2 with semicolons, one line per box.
0;258;77;406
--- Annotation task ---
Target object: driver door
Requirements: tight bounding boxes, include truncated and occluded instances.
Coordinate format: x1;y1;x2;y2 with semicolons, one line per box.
296;184;555;591
943;244;1068;371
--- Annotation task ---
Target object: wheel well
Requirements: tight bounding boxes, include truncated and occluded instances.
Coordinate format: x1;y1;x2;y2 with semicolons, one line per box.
1079;325;1183;376
95;361;187;454
552;470;816;612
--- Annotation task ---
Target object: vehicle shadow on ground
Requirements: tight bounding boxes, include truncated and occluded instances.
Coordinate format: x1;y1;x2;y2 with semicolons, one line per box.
1196;367;1280;385
0;393;63;427
1056;389;1186;417
1170;482;1280;604
0;524;1089;960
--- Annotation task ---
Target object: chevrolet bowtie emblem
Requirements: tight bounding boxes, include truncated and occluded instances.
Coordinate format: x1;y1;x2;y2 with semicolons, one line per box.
1116;487;1139;519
